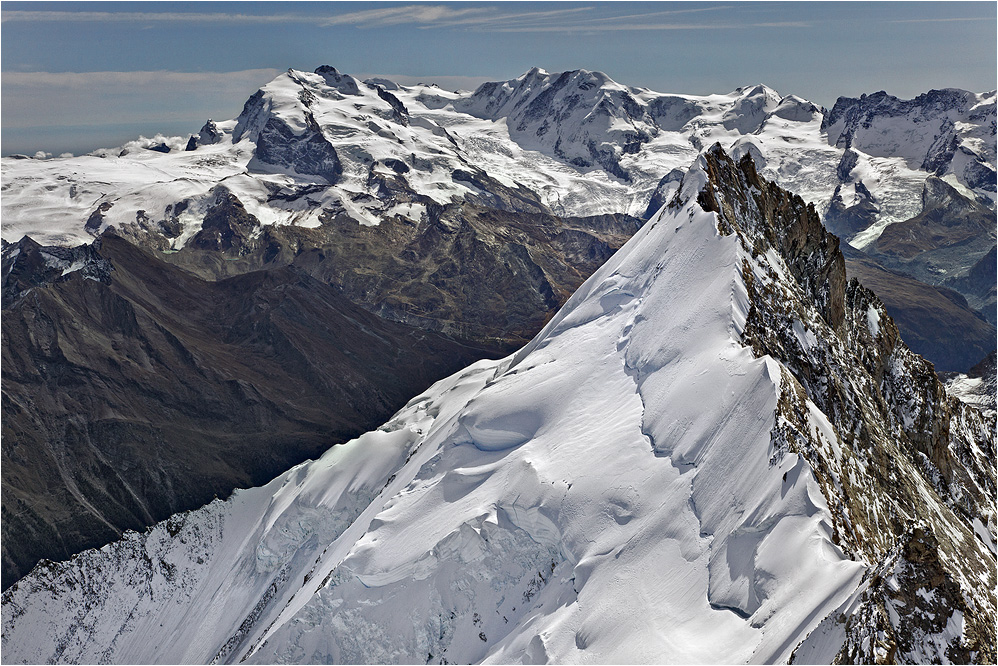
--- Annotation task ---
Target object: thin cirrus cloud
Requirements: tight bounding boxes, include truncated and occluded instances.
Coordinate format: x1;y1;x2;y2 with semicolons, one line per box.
0;4;806;32
888;16;993;23
1;5;494;27
484;21;812;32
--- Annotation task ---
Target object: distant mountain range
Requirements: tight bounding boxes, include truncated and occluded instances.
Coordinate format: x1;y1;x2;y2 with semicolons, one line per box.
3;66;993;361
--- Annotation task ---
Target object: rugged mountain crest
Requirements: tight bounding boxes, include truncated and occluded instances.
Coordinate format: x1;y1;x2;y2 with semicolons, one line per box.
692;147;995;661
3;146;993;664
823;88;997;193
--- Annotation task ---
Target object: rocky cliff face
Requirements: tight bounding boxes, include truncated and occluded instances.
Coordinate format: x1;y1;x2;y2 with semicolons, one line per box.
823;88;997;194
0;233;498;590
695;148;995;661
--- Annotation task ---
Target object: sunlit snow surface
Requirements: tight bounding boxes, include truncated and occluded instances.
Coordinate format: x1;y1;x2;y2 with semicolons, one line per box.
1;164;866;664
3;69;992;248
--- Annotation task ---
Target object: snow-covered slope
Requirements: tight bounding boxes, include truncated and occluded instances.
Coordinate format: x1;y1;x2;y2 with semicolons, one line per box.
4;146;993;664
2;67;993;251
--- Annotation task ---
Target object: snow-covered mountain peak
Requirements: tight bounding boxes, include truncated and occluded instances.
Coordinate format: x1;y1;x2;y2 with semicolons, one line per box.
312;64;363;95
5;145;992;664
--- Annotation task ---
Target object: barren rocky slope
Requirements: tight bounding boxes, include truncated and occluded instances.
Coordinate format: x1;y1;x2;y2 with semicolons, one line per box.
1;233;498;589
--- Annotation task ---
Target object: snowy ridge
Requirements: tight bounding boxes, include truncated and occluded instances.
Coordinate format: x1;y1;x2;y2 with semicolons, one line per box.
2;67;993;249
4;146;993;664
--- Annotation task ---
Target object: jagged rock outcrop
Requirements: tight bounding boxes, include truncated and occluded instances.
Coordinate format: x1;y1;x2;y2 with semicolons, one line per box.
185;119;223;151
823;88;997;192
695;147;995;661
824;181;879;238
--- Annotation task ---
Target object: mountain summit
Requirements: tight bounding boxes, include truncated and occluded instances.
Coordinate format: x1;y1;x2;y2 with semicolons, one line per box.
4;146;993;664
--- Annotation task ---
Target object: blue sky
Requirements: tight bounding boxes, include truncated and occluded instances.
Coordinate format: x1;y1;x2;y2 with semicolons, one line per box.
2;1;996;155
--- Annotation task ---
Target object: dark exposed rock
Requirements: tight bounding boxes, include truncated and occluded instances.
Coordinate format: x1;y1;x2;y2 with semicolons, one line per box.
1;233;498;590
146;143;171;154
823;181;879;238
963;156;997;192
695;145;845;329
793;526;994;664
381;158;410;174
824;89;974;137
159;200;641;349
823;88;995;189
2;236;113;307
691;147;994;663
189;187;260;252
251;115;342;185
865;178;996;318
836;148;859;182
922;120;959;174
85;202;113;235
451;168;550;215
314;65;361;96
186;119;223;151
873;176;995;261
375;86;409;125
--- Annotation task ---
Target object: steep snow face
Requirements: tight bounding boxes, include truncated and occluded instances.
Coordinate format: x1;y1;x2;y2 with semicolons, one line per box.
6;147;994;664
3;67;992;250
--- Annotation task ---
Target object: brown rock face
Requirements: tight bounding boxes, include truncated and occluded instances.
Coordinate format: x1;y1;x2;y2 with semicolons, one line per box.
151;202;642;350
1;233;498;589
695;146;994;663
696;145;846;330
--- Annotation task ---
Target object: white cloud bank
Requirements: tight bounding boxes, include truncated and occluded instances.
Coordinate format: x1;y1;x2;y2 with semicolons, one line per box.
2;69;283;129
